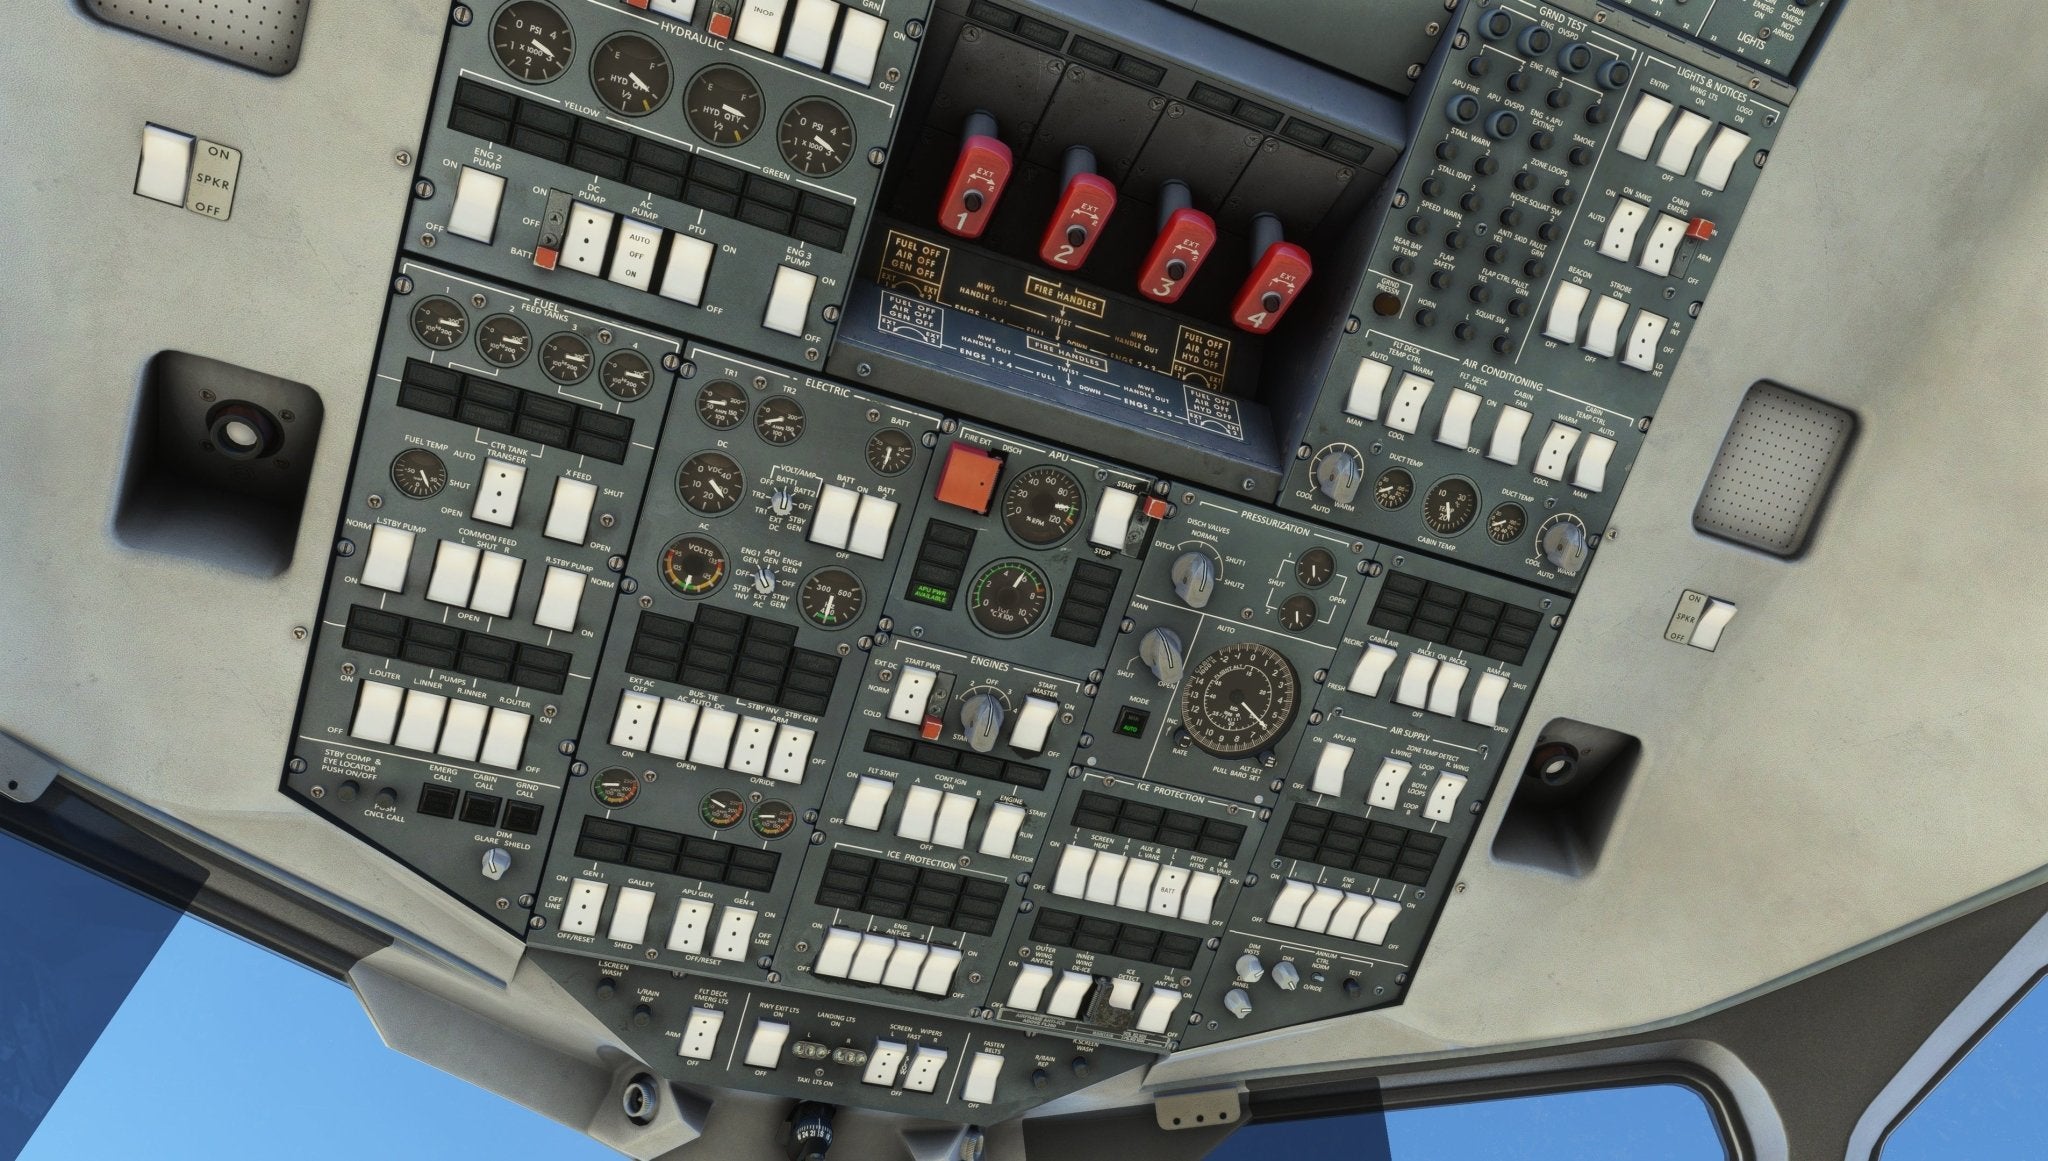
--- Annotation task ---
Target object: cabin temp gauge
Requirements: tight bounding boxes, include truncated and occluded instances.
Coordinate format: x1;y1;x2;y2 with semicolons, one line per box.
1422;477;1479;536
1177;642;1300;760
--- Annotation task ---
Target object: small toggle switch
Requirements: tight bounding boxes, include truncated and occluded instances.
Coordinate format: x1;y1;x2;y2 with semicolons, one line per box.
939;110;1012;239
1039;145;1116;270
1229;213;1313;334
1136;179;1215;304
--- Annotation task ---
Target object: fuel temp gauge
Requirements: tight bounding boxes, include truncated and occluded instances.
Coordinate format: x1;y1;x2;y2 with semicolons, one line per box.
389;448;448;500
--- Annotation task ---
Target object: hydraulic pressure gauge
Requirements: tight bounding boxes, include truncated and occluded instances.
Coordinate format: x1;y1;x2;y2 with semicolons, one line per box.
491;0;573;84
777;98;855;176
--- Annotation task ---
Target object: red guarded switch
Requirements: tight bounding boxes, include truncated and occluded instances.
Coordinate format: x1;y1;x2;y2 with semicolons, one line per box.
1039;146;1116;269
1685;216;1718;243
939;111;1012;240
1230;213;1313;334
934;441;1005;514
1137;179;1215;304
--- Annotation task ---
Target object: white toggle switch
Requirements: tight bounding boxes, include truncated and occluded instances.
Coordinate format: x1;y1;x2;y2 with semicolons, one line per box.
712;907;758;961
1369;758;1411;810
611;691;663;751
668;899;714;954
962;1052;1003;1105
1268;879;1314;928
1006;963;1055;1011
395;689;446;751
932;792;976;849
1135;986;1182;1034
1488;405;1532;465
1384;373;1433;434
764;265;817;336
1108;976;1141;1011
914;945;961;995
470;550;523;618
1357;897;1402;944
1009;695;1059;753
1583;294;1628;358
1426;661;1468;716
979;802;1026;859
1599;198;1650;262
1468;671;1511;728
886;664;935;724
1327;892;1374;941
1117;858;1159;912
1045;970;1092;1018
1089;487;1140;550
1085;851;1127;905
768;724;813;784
1299;885;1344;932
650;699;699;761
660;234;715;306
743;1019;790;1069
1345;357;1392;421
814;927;860;977
810;484;860;550
608;220;662;291
846;776;894;831
1617;92;1675;159
1180;871;1222;923
783;0;840;67
1394;653;1438;709
1534;423;1582;481
735;0;790;50
831;9;887;85
136;124;195;205
438;700;489;762
902;1046;948;1093
480;708;530;770
863;1040;907;1087
1691;597;1739;651
1622;311;1667;372
1437;389;1482;448
1696;125;1752;191
679;1006;723;1060
1424;772;1469;823
1052;844;1094;897
1311;741;1352;796
1574;434;1618;492
545;477;599;544
1349;643;1399;696
1657;109;1714;175
562;879;607;935
1638;214;1687;277
534;565;586;632
473;458;526;527
848;493;898;559
607;886;655;944
361;524;415;593
897;784;943;843
690;707;740;768
726;716;778;777
427;540;482;607
882;939;929;990
1544;282;1590;343
560;202;616;276
1149;864;1190;918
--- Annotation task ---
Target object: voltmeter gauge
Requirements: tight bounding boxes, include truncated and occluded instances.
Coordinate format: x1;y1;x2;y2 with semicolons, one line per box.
865;428;915;476
1374;467;1414;510
967;559;1050;638
684;65;764;145
409;296;467;349
1176;641;1300;759
1001;465;1085;547
696;380;748;429
753;396;806;445
799;567;865;629
476;313;531;367
1487;503;1527;545
659;534;727;597
600;349;654;401
592;767;640;808
590;32;671;117
539;331;593;384
491;0;573;84
777;98;855;177
677;451;745;515
1295;547;1336;589
389;448;448;500
1421;476;1480;536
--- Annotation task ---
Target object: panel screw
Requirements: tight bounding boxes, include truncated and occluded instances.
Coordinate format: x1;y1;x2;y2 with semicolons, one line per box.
393;276;414;295
885;67;900;83
558;740;578;756
413;179;435;199
530;916;546;929
519;894;534;907
639;595;653;608
857;363;874;377
366;494;383;509
452;5;473;25
310;785;325;799
599;513;616;528
336;539;356;558
1551;614;1565;629
471;293;488;308
292;626;307;641
394;149;413;167
868;147;886;167
497;898;510;910
287;758;307;774
201;389;218;402
420;232;435;248
822;305;840;323
905;18;922;38
340;662;356;676
661;352;682;372
599;329;614;345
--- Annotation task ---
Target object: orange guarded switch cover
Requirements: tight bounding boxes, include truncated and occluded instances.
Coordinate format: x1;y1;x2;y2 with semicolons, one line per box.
935;442;1004;513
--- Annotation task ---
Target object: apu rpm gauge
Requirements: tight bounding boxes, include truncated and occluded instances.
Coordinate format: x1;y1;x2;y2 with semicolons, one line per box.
777;98;855;176
966;559;1050;638
684;65;764;145
1177;641;1300;760
1001;465;1084;547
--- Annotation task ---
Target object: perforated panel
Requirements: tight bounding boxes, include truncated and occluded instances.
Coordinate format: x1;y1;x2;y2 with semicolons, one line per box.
1693;381;1855;556
85;0;307;75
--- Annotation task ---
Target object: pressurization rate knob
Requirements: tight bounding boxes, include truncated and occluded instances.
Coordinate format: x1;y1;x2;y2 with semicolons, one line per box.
961;692;1006;753
1138;627;1185;687
1040;145;1116;270
1169;551;1217;609
1271;961;1301;991
939;110;1012;239
1224;988;1255;1019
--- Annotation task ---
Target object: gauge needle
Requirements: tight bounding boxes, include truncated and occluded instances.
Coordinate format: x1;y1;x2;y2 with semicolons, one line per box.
811;134;839;155
1012;573;1026;590
529;39;556;59
415;468;434;488
1238;700;1270;730
707;478;729;499
629;71;653;93
821;596;836;617
722;103;745;118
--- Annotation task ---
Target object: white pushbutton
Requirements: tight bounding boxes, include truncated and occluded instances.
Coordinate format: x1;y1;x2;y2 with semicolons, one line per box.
360;524;415;593
545;477;599;544
1583;294;1629;357
963;1052;1004;1105
679;1006;723;1060
1116;858;1159;911
734;0;789;50
1085;851;1127;905
136;124;194;205
448;166;506;243
1345;357;1392;421
1424;772;1469;823
611;692;661;752
1268;879;1314;928
668;899;714;954
831;9;887;85
1148;864;1190;918
1180;871;1222;924
534;565;586;632
1692;597;1738;650
1089;487;1140;550
886;664;935;724
1437;389;1482;448
1426;660;1468;716
659;233;715;306
882;939;929;990
395;690;447;753
1599;197;1650;262
1299;885;1344;932
473;458;526;527
1007;963;1055;1011
560;202;616;276
608;886;656;944
650;699;700;761
1544;282;1590;343
914;945;962;995
1622;311;1668;372
933;792;976;849
1696;125;1752;191
846;776;894;831
1534;423;1582;481
902;1046;949;1093
764;265;817;336
810;484;860;550
1617;92;1674;159
1468;671;1511;728
562;879;607;935
1574;434;1618;492
897;784;943;843
427;540;482;607
1349;642;1399;696
1052;844;1094;897
768;724;814;784
1045;970;1092;1018
690;707;740;768
1384;372;1433;434
980;801;1026;858
1327;892;1374;941
1638;214;1687;277
1488;405;1532;465
1311;741;1352;797
783;0;840;68
743;1019;790;1069
1394;653;1438;709
1357;897;1402;944
1657;109;1714;175
712;906;758;961
649;0;697;20
1135;986;1183;1034
1009;695;1059;753
438;700;489;762
815;927;860;977
726;716;778;777
862;1040;907;1087
470;550;524;618
848;493;898;559
480;708;530;770
1369;758;1411;810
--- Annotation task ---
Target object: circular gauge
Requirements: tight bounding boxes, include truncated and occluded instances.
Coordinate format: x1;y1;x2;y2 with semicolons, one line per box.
677;451;745;515
865;428;915;476
777;98;855;177
695;380;748;429
1278;594;1317;632
540;331;594;384
593;767;640;808
751;799;797;839
753;396;806;446
659;534;728;597
600;349;655;401
684;65;764;145
590;32;672;117
1001;465;1085;547
1374;467;1414;510
701;789;745;829
1487;502;1527;545
966;559;1051;638
491;0;573;83
409;295;467;349
1295;547;1336;589
389;448;448;500
1177;641;1301;759
476;313;532;367
1422;476;1480;536
799;567;865;629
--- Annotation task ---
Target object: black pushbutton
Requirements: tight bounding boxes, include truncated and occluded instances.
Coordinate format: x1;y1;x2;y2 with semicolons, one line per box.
1569;146;1593;167
1444;230;1468;250
1558;41;1594;72
1454;322;1476;341
1468;56;1490;77
1499;206;1522;228
1538;220;1562;242
1514;171;1538;192
1422;177;1444;198
1260;291;1282;312
1507;297;1530;317
1165;258;1187;280
1517;25;1552;55
1530;131;1555;151
1436;140;1459;161
1547;87;1571;109
1492;333;1514;353
1587;103;1609;124
1407;216;1429;236
1481;9;1513;38
1552;186;1576;207
1066;224;1087;246
963;189;984;212
1524;257;1549;277
1446;94;1481;124
1594;58;1631;89
1415;308;1437;327
1484;244;1506;264
337;781;359;802
1460;191;1483;212
1429;269;1453;289
1485;110;1519;140
1391;255;1414;275
1469;284;1491;303
1474;154;1498;176
1372;292;1402;317
1506;70;1529;93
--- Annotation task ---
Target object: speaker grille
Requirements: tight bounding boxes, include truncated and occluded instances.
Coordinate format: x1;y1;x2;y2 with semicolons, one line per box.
85;0;308;75
1693;381;1854;557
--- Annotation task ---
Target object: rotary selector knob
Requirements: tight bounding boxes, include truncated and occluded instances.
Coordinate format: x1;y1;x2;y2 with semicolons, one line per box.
1169;551;1218;609
1271;961;1301;991
1314;446;1365;505
772;487;795;517
753;565;777;596
1540;515;1590;576
1224;988;1255;1019
1138;627;1185;687
1234;954;1265;984
961;693;1006;753
481;847;512;881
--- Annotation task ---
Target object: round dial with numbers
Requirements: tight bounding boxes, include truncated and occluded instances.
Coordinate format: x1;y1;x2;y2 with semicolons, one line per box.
491;0;573;83
389;448;447;500
677;451;745;515
600;349;654;401
1487;502;1528;544
659;534;727;597
1422;476;1480;536
865;428;915;475
777;98;855;176
590;32;672;116
539;331;593;383
1001;465;1085;547
593;767;640;808
409;296;467;349
476;314;531;367
1177;642;1300;760
1295;547;1336;589
967;559;1050;638
684;65;764;145
752;396;806;445
799;567;865;629
1374;467;1414;510
696;380;748;429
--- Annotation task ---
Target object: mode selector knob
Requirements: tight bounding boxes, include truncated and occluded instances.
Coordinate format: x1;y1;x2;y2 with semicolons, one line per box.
1170;551;1217;609
1138;627;1185;687
753;566;777;596
1224;988;1255;1019
961;694;1005;753
1314;446;1365;506
1234;954;1266;984
1271;961;1301;991
772;487;795;517
481;847;512;881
